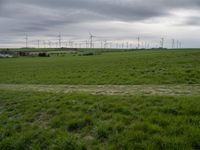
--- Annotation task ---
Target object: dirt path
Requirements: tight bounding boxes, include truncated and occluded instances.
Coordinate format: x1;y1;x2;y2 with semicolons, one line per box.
1;84;200;96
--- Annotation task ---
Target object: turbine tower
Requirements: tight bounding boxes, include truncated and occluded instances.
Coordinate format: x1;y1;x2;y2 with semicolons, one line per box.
160;38;164;48
25;34;28;48
89;33;95;48
58;33;62;48
48;41;51;48
101;41;103;49
177;40;179;48
172;39;175;49
104;40;107;49
85;40;88;48
179;41;182;49
37;40;40;48
137;36;140;49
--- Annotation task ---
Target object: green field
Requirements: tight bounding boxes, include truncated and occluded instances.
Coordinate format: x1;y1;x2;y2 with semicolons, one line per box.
0;49;200;149
0;90;200;150
0;50;200;84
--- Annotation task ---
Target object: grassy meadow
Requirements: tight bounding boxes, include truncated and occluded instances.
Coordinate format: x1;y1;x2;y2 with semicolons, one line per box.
0;49;200;149
0;50;200;84
0;90;200;150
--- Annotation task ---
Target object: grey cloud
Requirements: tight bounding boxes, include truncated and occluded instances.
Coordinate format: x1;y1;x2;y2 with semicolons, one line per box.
1;0;200;29
9;0;200;20
0;1;188;21
0;0;200;48
184;16;200;26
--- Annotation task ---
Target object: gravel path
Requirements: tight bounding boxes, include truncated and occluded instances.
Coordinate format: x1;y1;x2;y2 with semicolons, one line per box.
0;84;200;96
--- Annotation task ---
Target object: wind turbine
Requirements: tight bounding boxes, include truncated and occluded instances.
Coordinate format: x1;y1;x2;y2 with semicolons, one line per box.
137;35;140;49
37;40;40;48
25;34;28;48
58;33;62;48
104;40;107;49
48;41;51;48
177;40;179;48
160;38;164;48
89;32;96;48
172;39;175;49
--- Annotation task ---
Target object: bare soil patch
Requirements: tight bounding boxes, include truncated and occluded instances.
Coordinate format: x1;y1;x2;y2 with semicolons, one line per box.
0;84;200;96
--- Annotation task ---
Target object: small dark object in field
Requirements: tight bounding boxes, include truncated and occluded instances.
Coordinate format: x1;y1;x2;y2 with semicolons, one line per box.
78;51;101;56
38;53;50;57
19;51;29;56
81;52;94;56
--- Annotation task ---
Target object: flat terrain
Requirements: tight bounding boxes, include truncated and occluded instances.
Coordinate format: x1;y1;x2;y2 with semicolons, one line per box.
0;50;200;84
0;50;200;149
0;84;200;96
0;90;200;149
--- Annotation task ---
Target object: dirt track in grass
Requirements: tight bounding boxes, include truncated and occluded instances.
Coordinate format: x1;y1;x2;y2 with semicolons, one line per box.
0;84;200;96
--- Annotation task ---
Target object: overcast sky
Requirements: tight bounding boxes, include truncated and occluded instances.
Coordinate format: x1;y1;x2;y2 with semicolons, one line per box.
0;0;200;48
